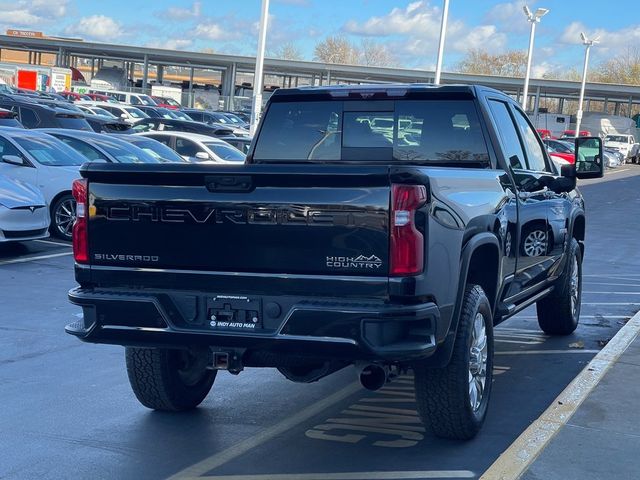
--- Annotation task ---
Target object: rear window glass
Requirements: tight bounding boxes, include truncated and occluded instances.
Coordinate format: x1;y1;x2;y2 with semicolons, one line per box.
57;116;92;131
253;99;490;165
14;135;87;166
94;139;161;163
0;118;24;128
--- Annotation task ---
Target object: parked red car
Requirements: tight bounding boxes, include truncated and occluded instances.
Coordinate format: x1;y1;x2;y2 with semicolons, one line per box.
543;139;576;164
59;91;91;102
536;129;553;139
151;96;180;110
85;93;117;102
561;129;591;138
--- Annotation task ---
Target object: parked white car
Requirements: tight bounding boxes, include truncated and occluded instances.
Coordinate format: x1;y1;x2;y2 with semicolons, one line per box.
76;104;118;119
76;101;149;125
604;134;639;163
136;131;246;163
0;174;50;243
0;128;87;240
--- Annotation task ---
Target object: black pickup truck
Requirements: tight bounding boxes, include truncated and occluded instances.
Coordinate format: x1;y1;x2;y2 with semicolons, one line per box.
67;84;603;440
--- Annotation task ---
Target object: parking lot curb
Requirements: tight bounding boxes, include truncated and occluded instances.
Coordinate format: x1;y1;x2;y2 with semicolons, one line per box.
480;309;640;480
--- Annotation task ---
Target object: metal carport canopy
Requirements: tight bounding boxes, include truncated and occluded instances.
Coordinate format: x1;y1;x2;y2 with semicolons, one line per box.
1;34;640;104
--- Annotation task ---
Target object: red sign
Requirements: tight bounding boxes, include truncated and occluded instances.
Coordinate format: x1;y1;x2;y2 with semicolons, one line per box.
6;30;44;38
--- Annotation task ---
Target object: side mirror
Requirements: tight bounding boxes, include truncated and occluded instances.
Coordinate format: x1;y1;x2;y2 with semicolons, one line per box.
575;137;604;179
120;113;127;119
195;151;210;160
2;154;25;166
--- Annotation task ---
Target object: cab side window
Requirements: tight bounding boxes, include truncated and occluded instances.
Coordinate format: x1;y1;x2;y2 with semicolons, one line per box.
487;100;526;170
511;108;549;172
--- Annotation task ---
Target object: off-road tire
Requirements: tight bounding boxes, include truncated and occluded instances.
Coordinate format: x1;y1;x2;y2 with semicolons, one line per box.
413;285;494;440
125;347;216;411
536;238;582;335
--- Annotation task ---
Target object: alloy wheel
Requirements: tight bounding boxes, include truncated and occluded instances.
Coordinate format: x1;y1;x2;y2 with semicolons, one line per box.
55;198;76;239
468;312;488;412
524;230;547;257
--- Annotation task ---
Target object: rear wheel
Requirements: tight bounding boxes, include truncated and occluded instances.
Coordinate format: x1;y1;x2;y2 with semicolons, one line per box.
125;347;216;411
50;194;76;241
413;285;494;440
521;224;548;257
536;238;582;335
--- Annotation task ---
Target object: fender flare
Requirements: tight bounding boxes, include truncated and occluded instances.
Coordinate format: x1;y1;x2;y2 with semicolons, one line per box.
418;232;501;368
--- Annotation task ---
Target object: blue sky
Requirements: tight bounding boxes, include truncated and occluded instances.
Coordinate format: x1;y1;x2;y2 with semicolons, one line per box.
1;1;638;75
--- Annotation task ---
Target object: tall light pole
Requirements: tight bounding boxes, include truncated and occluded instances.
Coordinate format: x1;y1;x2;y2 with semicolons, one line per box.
521;5;549;110
250;0;270;135
433;0;450;85
575;32;600;138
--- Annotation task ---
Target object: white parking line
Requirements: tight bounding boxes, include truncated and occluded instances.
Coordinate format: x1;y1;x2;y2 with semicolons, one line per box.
187;471;476;480
166;382;362;480
496;350;600;355
481;309;640;480
581;302;640;305
583;291;640;295
33;239;71;247
0;251;73;266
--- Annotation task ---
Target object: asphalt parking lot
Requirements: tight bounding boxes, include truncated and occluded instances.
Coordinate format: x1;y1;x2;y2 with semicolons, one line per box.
1;166;640;480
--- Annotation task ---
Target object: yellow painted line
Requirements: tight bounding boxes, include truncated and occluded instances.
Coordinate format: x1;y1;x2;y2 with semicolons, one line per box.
0;251;73;266
167;382;362;480
184;471;476;480
480;309;640;480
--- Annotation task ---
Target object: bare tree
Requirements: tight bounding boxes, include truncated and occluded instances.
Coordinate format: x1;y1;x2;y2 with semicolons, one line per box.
359;39;396;67
271;42;303;61
313;35;359;65
592;47;640;85
456;49;527;77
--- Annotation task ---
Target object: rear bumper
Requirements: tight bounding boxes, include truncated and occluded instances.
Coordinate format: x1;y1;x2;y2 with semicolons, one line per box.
67;287;440;362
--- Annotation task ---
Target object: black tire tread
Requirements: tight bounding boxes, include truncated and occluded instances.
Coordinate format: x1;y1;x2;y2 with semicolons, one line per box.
414;284;493;440
536;238;582;335
125;347;215;412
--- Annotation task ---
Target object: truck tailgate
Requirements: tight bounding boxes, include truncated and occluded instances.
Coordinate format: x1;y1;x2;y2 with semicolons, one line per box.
84;163;391;276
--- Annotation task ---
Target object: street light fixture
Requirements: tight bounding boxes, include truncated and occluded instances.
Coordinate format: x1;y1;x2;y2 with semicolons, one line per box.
521;5;549;110
433;0;450;85
575;32;600;138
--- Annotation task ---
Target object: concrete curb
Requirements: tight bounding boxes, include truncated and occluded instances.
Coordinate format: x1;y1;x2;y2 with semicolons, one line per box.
480;309;640;480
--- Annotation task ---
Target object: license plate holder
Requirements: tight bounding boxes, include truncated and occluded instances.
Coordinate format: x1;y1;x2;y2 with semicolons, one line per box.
206;295;262;331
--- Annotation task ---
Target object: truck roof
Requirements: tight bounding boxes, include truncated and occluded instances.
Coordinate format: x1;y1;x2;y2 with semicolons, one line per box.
269;83;507;101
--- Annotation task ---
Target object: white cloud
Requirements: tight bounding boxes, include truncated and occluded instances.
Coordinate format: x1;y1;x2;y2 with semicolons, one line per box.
0;0;69;27
193;22;236;41
164;1;201;20
343;1;441;38
343;1;507;66
484;1;532;33
147;38;193;51
65;15;125;41
558;22;640;58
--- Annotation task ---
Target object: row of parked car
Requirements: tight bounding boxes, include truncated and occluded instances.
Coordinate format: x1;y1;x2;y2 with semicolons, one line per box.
538;128;636;168
0;86;253;245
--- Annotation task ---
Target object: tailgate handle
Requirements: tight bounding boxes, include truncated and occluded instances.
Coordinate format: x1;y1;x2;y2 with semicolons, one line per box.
205;175;253;192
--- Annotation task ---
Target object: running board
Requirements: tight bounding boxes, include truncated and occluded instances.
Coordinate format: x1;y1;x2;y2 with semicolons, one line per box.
498;286;554;319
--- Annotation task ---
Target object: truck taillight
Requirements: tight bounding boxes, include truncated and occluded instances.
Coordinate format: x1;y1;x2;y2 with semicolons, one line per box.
72;179;88;264
390;184;427;276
